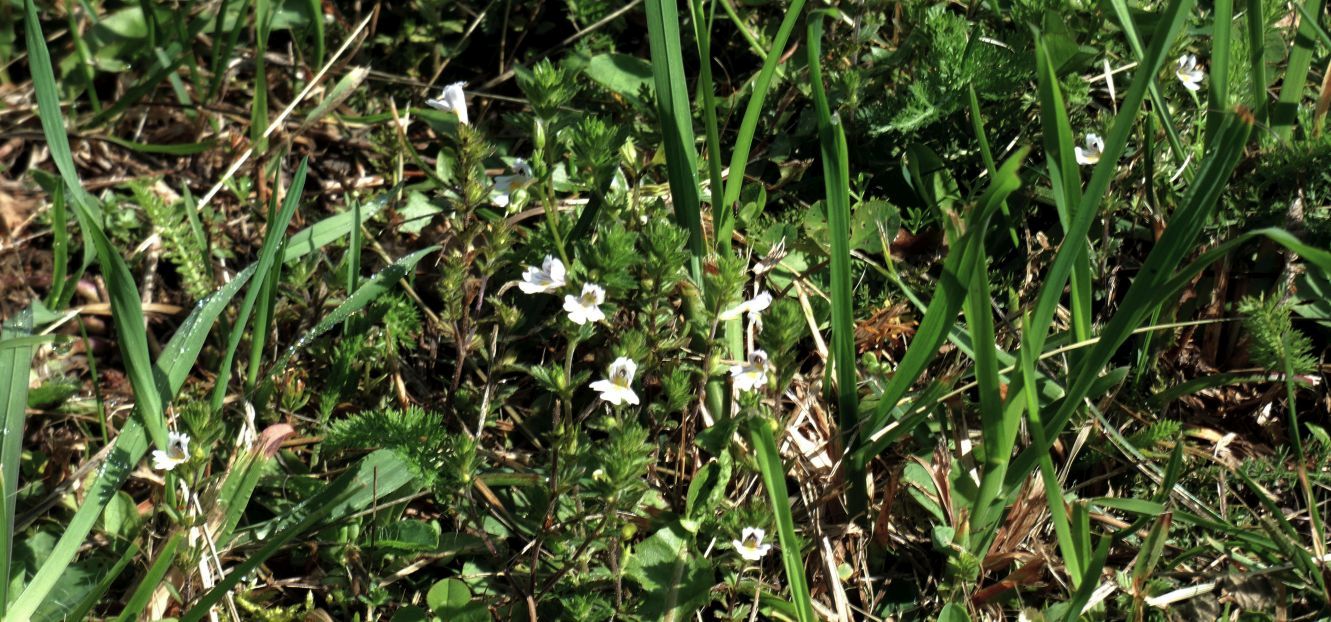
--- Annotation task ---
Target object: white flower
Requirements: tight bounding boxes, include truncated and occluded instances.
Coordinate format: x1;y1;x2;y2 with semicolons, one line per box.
719;291;773;321
1074;133;1104;166
563;283;606;325
151;431;191;472
729;350;770;393
519;255;566;294
1175;54;1204;92
1018;608;1046;622
492;158;535;208
589;356;640;406
426;81;469;125
732;527;772;561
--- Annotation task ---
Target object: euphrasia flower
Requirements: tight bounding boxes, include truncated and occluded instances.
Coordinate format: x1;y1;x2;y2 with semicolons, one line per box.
732;527;772;561
152;431;190;472
589;357;640;406
719;291;773;321
492;158;535;208
563;283;606;325
1074;133;1104;166
1175;54;1204;92
519;255;566;294
730;350;769;393
426;81;469;125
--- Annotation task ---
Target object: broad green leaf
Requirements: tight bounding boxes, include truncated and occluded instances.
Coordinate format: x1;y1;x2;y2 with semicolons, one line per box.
583;53;655;111
624;520;715;622
427;578;486;620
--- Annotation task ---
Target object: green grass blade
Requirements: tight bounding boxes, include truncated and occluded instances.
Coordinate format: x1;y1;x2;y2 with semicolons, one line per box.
300;66;369;132
999;0;1195;456
965;85;1020;248
690;0;726;245
9;266;256;618
264;245;440;381
305;0;324;67
962;230;1012;555
64;539;139;622
1207;0;1234;148
1292;2;1331;49
207;0;246;101
0;309;35;616
23;0;99;216
1106;0;1189;166
1059;534;1112;622
283;189;391;264
26;0;169;452
860;148;1028;461
715;0;807;250
29;66;170;461
1035;34;1093;356
179;450;416;622
807;10;863;520
644;0;705;283
209;157;309;413
1246;0;1269;123
644;0;728;423
747;420;815;622
113;533;183;622
1271;0;1327;140
245;240;285;394
1017;313;1082;582
1006;108;1253;493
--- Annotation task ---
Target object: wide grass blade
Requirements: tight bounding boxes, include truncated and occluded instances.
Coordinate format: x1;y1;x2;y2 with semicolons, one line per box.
961;223;1012;555
747;420;815;622
995;0;1195;469
644;0;729;423
209;157;309;413
9;266;257;618
858;148;1028;463
690;0;725;238
1207;0;1235;148
26;0;168;450
263;245;441;382
1017;314;1082;583
965;85;1020;248
179;450;416;622
715;0;808;251
807;10;864;520
0;309;35;616
1106;0;1189;165
1246;0;1269;123
1005;108;1254;494
112;533;183;622
644;0;706;284
283;189;391;263
1034;34;1093;358
1271;0;1327;140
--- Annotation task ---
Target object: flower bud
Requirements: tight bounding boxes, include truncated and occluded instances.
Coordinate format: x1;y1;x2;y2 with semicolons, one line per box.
533;118;547;150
